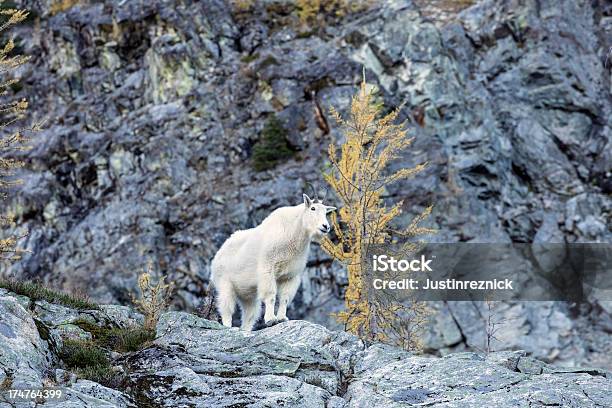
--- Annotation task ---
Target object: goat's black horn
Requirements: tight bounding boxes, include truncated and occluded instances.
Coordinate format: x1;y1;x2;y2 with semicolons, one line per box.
305;181;317;200
321;186;329;201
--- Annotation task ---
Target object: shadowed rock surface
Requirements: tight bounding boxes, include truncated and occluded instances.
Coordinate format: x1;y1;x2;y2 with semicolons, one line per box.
0;290;610;407
1;0;610;368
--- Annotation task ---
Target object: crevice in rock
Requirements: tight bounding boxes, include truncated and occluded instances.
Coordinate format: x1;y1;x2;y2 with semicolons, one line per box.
335;363;353;398
445;301;468;348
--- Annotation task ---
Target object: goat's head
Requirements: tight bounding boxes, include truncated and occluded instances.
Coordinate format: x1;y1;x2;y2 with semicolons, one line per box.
302;193;336;240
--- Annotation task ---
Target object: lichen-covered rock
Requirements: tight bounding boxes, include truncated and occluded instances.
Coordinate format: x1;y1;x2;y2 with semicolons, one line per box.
29;301;145;347
124;312;612;408
1;292;611;408
255;316;365;377
0;296;53;389
130;367;332;408
129;312;343;400
98;305;145;328
39;380;137;408
346;346;611;407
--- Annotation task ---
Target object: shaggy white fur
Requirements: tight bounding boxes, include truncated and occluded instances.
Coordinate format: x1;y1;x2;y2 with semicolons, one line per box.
211;194;335;331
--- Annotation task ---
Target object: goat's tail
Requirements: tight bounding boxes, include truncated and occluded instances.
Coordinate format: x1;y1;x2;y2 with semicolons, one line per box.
199;279;219;321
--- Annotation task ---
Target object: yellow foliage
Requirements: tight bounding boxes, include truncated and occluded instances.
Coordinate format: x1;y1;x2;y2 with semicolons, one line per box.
0;3;40;261
302;0;372;22
49;0;82;16
131;265;175;331
322;73;435;349
230;0;371;25
296;0;320;23
0;214;21;261
231;0;254;13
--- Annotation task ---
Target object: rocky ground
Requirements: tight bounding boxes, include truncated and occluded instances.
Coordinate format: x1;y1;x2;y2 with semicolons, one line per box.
1;289;611;408
1;0;611;369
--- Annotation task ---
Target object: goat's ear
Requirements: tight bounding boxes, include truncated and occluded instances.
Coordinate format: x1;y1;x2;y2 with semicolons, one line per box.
325;206;337;214
303;194;312;206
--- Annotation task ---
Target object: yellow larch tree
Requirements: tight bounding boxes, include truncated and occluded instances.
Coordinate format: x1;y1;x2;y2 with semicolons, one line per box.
0;3;41;260
321;74;435;349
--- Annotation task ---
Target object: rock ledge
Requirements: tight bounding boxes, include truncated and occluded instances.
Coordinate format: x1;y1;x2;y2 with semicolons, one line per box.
0;291;610;407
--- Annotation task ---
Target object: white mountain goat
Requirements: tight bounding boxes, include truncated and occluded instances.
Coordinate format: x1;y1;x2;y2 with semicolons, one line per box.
211;193;336;331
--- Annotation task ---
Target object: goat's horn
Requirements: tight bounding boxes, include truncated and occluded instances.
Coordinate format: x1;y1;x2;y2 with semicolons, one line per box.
321;186;329;201
305;181;317;200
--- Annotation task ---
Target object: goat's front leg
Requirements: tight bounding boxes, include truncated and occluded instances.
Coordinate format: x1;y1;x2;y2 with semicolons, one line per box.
277;276;301;322
258;266;278;326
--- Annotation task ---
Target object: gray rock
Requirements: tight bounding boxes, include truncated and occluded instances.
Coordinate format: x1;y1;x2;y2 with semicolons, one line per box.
39;380;137;407
28;301;143;348
1;291;611;408
346;348;610;407
0;296;53;389
131;367;332;408
128;312;612;407
424;301;582;365
143;312;342;395
98;305;145;328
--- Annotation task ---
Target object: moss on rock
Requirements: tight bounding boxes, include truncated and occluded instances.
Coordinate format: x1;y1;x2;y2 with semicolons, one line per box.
252;115;295;171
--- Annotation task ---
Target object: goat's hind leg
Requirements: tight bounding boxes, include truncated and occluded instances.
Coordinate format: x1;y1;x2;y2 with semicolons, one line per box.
239;296;261;332
216;280;237;328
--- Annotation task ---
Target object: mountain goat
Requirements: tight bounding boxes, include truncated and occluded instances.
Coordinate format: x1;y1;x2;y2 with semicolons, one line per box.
211;193;336;331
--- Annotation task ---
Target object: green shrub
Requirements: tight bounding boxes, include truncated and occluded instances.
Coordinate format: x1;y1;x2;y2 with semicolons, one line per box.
123;327;155;351
74;318;155;353
252;116;295;171
59;339;108;369
258;55;279;69
240;52;259;63
0;279;99;310
58;320;153;390
58;338;127;389
76;365;126;389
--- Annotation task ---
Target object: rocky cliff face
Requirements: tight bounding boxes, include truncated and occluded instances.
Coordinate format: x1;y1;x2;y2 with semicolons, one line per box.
1;289;610;407
2;0;611;368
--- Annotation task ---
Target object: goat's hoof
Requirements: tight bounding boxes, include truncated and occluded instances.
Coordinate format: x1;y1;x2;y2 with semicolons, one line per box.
277;317;289;323
265;319;278;327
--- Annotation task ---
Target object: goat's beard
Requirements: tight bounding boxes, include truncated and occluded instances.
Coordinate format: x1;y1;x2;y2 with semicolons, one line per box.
311;231;327;242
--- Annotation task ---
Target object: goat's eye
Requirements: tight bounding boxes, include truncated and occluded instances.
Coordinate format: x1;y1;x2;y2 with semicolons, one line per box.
310;207;316;211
